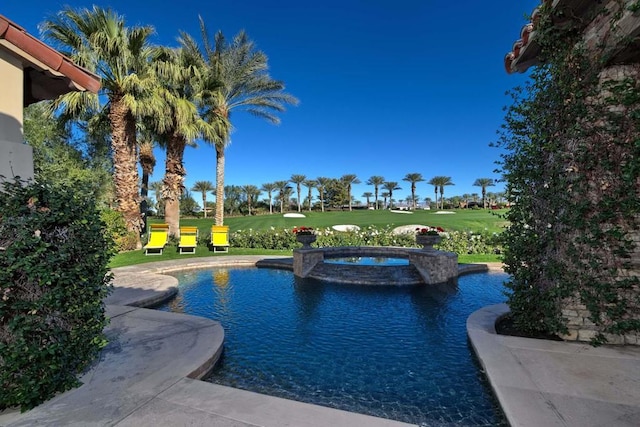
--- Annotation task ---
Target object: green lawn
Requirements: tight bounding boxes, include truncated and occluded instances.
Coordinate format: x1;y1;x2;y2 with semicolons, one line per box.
109;209;506;268
164;208;509;235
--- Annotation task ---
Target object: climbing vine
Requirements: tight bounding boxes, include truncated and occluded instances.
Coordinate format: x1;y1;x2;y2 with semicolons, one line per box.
496;4;640;344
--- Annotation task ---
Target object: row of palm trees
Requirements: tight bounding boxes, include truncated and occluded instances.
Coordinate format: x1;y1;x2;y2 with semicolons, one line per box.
183;174;497;215
42;6;297;247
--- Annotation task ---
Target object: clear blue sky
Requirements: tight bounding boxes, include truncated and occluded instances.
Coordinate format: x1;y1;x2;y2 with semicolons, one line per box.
5;0;539;204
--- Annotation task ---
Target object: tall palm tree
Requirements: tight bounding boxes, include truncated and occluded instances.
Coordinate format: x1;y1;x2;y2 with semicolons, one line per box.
402;172;424;210
304;179;317;212
428;176;454;210
473;178;496;209
180;19;298;226
362;192;373;207
315;177;331;212
147;47;213;237
260;182;277;214
290;174;306;212
382;181;401;209
340;174;361;211
242;185;261;215
381;191;390;209
42;6;156;248
191;181;214;218
366;176;385;209
138;136;156;204
148;181;163;215
274;180;291;213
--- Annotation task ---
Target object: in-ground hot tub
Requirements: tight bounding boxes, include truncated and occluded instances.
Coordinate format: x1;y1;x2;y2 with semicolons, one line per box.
293;245;458;285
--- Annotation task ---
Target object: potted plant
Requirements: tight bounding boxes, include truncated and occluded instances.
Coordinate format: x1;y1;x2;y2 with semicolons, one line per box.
415;226;444;250
293;226;316;248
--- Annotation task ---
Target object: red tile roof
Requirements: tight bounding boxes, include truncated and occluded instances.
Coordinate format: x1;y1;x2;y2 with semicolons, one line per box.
0;14;101;105
504;0;601;74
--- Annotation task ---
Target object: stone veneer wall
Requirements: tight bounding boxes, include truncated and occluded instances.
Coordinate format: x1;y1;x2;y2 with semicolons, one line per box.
562;58;640;345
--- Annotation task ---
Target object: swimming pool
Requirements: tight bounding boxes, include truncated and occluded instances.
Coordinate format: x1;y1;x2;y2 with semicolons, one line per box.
157;267;508;426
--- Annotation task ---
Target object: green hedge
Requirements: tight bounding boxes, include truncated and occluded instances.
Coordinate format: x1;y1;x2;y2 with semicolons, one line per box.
229;225;502;254
0;180;113;411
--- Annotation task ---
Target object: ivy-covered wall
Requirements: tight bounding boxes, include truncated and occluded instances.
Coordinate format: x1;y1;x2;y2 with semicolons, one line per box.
499;1;640;345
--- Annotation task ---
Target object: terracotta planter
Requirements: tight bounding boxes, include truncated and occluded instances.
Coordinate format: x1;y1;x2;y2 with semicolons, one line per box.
416;234;441;251
296;234;317;249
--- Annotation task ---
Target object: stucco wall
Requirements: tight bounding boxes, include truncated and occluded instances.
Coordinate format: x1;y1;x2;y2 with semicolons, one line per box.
0;48;34;182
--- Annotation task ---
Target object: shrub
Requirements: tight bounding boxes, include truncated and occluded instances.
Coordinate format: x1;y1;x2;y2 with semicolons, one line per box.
100;208;138;251
229;226;502;254
0;180;113;411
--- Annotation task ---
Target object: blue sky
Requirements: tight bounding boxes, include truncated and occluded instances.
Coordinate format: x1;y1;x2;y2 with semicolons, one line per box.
5;0;539;205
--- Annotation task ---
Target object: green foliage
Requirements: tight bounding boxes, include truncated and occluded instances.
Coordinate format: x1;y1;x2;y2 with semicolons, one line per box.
23;102;114;208
0;180;113;411
229;226;502;254
496;7;640;343
100;209;139;251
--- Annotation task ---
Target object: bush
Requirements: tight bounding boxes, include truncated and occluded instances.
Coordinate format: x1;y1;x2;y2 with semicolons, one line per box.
0;180;113;411
100;208;138;251
229;226;502;254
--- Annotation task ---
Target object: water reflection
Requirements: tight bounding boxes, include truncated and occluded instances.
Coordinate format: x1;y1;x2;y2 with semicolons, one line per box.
292;277;325;324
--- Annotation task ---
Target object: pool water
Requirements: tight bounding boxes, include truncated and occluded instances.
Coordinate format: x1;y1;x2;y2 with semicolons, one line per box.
324;256;409;266
157;268;509;426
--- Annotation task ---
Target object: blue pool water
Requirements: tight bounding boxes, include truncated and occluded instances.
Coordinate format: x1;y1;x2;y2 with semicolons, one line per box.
324;256;409;266
157;268;509;426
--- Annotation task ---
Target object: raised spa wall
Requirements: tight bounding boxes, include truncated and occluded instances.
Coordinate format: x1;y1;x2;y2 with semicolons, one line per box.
293;246;458;286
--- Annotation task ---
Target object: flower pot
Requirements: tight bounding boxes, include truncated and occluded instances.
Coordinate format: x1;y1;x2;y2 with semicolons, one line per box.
416;234;441;251
296;234;317;249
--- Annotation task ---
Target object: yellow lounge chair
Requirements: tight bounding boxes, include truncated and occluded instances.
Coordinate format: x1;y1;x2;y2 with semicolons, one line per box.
144;223;169;255
211;225;230;253
179;226;198;254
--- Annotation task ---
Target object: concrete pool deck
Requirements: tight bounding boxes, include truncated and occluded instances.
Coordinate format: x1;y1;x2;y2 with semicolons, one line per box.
1;257;638;426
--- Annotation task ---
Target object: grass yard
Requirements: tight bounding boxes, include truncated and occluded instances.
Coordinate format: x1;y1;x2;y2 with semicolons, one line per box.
110;209;506;268
168;208;509;236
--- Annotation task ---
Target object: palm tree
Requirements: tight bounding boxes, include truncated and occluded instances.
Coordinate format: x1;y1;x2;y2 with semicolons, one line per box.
402;173;424;210
366;176;385;209
42;6;156;248
274;180;291;213
290;174;306;212
149;181;163;215
260;182;277;214
304;179;317;212
362;192;373;207
242;185;261;215
340;174;361;211
381;191;390;209
382;181;401;209
428;176;454;210
138;135;156;204
146;47;214;237
180;19;298;226
192;181;214;218
315;177;331;212
473;178;496;209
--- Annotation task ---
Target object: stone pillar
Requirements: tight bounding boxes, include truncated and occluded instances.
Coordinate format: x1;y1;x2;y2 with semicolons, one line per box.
293;249;324;278
409;250;458;285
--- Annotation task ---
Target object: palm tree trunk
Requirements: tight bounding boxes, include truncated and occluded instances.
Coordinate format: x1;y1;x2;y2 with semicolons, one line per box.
163;133;187;238
202;193;207;218
215;146;225;226
109;97;142;249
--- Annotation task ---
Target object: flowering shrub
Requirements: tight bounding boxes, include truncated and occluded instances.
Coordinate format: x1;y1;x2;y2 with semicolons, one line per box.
292;226;315;235
229;226;502;255
416;226;445;236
